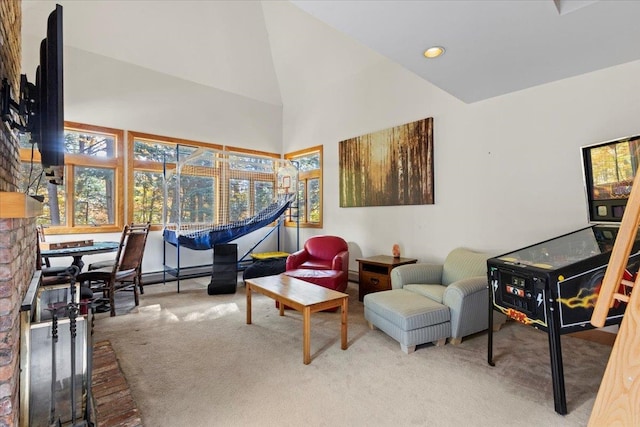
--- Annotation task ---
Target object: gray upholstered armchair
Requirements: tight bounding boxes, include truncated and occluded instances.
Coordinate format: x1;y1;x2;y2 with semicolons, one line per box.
364;247;506;353
391;247;503;344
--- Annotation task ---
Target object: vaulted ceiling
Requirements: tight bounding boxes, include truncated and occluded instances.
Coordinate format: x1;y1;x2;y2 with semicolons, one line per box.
21;0;640;106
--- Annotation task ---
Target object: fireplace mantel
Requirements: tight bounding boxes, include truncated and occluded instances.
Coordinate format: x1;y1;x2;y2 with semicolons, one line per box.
0;192;43;218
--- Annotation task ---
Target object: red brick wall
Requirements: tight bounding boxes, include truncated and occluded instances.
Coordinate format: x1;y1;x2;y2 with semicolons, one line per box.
0;2;37;426
0;0;22;192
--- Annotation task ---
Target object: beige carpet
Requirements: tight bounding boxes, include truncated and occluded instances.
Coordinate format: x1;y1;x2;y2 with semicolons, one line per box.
93;278;612;426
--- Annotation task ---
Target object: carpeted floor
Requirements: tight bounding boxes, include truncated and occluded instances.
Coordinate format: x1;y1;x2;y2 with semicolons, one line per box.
93;278;613;426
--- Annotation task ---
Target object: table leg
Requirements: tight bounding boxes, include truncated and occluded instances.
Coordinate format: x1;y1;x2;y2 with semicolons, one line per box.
341;297;348;350
246;283;252;325
279;301;285;316
72;256;85;272
303;306;311;365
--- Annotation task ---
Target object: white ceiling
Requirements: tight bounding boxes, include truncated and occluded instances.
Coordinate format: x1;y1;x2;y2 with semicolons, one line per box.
291;0;640;103
20;0;640;106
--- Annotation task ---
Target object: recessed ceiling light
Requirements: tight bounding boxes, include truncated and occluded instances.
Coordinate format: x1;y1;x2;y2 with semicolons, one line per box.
424;46;445;59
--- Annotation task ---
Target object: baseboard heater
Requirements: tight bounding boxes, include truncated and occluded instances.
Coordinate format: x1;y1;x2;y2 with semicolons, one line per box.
143;267;359;287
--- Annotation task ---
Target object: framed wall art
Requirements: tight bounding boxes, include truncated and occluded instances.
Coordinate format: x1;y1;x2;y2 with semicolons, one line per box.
339;117;434;207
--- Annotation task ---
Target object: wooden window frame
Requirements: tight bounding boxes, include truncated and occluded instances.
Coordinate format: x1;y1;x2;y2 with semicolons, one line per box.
127;133;282;229
19;121;125;234
127;131;223;230
285;145;323;228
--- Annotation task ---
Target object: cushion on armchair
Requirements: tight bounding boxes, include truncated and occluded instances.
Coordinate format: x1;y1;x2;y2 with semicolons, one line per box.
403;284;446;303
441;247;489;285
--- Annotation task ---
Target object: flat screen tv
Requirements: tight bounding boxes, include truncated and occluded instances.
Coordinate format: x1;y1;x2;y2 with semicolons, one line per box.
581;134;640;223
36;4;64;185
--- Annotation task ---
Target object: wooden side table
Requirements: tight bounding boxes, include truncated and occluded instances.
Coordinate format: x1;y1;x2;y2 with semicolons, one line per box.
356;255;418;301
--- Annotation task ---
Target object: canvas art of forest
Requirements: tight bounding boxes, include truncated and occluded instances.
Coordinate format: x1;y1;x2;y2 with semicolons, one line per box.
339;117;434;207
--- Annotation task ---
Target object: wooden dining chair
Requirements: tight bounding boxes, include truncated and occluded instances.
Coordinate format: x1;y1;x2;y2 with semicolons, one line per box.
77;223;150;316
35;226;80;286
87;222;151;294
36;225;54;268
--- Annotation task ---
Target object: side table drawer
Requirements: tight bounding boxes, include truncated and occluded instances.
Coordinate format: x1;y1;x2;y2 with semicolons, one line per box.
361;271;389;292
357;255;418;301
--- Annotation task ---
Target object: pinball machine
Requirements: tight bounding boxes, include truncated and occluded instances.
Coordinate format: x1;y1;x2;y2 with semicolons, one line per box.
487;225;639;414
487;134;640;415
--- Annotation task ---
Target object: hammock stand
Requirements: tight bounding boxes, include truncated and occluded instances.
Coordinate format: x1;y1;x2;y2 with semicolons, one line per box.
163;193;295;250
162;146;299;292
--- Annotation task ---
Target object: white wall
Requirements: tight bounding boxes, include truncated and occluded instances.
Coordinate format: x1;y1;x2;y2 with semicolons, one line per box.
282;58;640;271
35;46;287;273
34;29;640;276
57;47;284;151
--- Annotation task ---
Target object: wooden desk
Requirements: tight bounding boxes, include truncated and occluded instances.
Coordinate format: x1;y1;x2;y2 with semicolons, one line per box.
356;255;418;301
245;274;348;365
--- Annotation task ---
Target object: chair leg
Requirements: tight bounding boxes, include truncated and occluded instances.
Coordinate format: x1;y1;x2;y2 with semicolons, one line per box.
92;282;110;313
137;270;144;295
401;344;416;354
133;278;140;307
492;315;507;332
109;284;116;317
434;338;448;346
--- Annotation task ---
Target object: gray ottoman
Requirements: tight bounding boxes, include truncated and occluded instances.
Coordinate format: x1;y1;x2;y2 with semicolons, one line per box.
364;289;451;354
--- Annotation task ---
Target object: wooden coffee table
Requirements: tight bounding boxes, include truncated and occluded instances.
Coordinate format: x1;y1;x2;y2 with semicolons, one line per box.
245;274;348;364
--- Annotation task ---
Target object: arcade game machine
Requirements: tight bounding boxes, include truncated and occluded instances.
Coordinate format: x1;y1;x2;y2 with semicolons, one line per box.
487;134;640;415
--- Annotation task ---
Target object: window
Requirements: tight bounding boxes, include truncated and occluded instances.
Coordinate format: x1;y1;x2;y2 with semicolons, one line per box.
225;147;280;223
128;131;222;228
19;124;287;234
285;145;322;228
128;135;281;228
19;122;124;233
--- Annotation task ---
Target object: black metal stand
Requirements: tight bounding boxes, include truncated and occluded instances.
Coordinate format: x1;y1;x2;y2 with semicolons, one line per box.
68;282;91;426
487;274;567;415
545;292;567;415
487;278;495;367
45;279;93;427
48;308;61;427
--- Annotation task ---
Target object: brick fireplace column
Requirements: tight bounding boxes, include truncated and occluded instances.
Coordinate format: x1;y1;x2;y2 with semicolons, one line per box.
0;2;38;426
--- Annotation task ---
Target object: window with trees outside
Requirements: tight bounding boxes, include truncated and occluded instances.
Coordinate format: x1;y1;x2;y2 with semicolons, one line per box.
19;123;288;234
285;145;322;228
128;131;222;228
19;122;124;234
226;147;282;223
129;133;281;230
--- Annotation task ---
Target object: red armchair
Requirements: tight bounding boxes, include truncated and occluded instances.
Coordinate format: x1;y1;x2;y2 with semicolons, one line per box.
285;235;349;273
285;235;349;293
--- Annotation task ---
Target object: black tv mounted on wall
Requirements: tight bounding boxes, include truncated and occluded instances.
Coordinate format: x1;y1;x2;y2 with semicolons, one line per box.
36;4;65;185
581;134;640;223
0;4;64;185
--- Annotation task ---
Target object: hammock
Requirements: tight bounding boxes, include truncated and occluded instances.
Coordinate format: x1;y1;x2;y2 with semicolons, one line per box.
163;194;294;250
